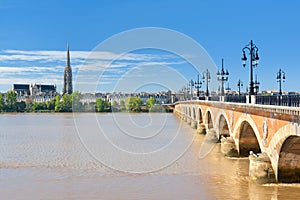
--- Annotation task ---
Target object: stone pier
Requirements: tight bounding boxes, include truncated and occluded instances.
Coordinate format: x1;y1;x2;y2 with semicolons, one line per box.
197;123;206;134
191;120;197;129
249;152;275;184
220;137;238;157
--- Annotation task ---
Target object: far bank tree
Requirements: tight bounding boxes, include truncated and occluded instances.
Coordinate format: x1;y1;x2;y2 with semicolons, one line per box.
125;96;142;112
95;98;111;112
5;90;17;112
146;96;156;110
0;93;5;111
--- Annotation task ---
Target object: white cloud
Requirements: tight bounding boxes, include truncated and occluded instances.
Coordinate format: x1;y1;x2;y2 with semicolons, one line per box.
0;49;189;92
0;49;171;63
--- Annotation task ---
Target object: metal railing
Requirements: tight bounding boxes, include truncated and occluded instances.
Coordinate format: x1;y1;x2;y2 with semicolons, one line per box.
176;94;300;107
224;95;247;103
256;95;300;107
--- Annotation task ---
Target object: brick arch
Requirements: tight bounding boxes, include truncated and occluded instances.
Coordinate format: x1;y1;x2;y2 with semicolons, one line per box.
278;135;300;183
216;111;231;139
268;124;300;182
192;106;196;120
204;108;214;129
232;114;263;156
197;106;204;124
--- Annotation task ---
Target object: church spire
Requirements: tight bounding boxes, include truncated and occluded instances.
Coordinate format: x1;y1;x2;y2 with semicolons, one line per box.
63;43;73;95
66;42;70;67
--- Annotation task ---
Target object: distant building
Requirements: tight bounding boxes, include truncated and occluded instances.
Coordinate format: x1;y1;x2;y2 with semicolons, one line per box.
30;83;56;96
12;83;57;102
62;43;73;95
13;84;30;97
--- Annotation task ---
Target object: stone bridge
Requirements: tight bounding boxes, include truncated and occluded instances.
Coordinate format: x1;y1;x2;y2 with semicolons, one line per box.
174;100;300;183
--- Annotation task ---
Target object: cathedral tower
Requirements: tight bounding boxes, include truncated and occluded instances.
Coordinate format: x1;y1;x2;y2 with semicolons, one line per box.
62;43;73;94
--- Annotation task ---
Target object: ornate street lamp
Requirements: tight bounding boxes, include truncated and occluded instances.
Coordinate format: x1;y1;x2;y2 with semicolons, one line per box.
202;69;211;97
242;40;259;103
194;74;202;100
188;79;194;100
217;58;229;96
185;84;189;101
276;68;286;95
237;79;243;96
254;74;260;95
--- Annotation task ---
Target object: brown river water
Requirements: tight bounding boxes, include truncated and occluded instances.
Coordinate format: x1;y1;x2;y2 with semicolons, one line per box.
0;113;300;200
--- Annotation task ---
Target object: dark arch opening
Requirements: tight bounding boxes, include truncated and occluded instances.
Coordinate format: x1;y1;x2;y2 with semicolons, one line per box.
219;115;230;138
207;111;213;129
188;107;191;117
278;136;300;183
193;108;196;120
198;108;203;124
239;121;261;157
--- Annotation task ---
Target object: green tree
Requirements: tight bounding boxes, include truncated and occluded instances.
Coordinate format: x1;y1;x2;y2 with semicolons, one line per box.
46;98;56;111
31;102;47;112
95;98;106;112
72;91;83;112
16;101;26;112
0;93;5;111
125;97;142;112
112;100;118;107
60;94;72;112
134;97;143;112
5;90;17;112
95;98;111;112
119;99;126;111
146;96;156;110
96;98;104;112
55;95;61;112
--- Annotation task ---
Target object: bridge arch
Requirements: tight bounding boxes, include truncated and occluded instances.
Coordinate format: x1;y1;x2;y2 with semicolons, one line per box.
233;115;262;157
197;107;204;124
268;124;299;182
278;135;300;183
192;106;196;120
205;108;214;129
216;112;231;139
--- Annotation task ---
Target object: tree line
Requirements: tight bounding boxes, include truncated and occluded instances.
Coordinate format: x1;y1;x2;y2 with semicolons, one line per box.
0;91;170;113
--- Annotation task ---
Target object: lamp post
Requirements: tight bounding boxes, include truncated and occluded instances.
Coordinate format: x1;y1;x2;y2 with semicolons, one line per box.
254;74;260;95
188;79;194;100
237;79;243;96
242;40;259;103
217;58;229;96
276;69;285;96
202;69;211;97
276;69;286;95
185;84;189;101
194;74;202;100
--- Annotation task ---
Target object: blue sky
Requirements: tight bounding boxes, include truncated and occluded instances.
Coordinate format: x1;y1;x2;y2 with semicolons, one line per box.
0;0;300;93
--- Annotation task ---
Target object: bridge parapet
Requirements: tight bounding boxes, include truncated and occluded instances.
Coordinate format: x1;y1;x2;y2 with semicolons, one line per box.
175;100;300;121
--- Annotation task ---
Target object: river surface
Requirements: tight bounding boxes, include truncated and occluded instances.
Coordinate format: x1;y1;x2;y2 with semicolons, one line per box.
0;113;300;200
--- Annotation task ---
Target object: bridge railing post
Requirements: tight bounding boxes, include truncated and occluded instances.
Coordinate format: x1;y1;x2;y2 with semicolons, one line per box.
251;95;256;104
219;96;224;102
288;95;291;107
246;95;256;104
